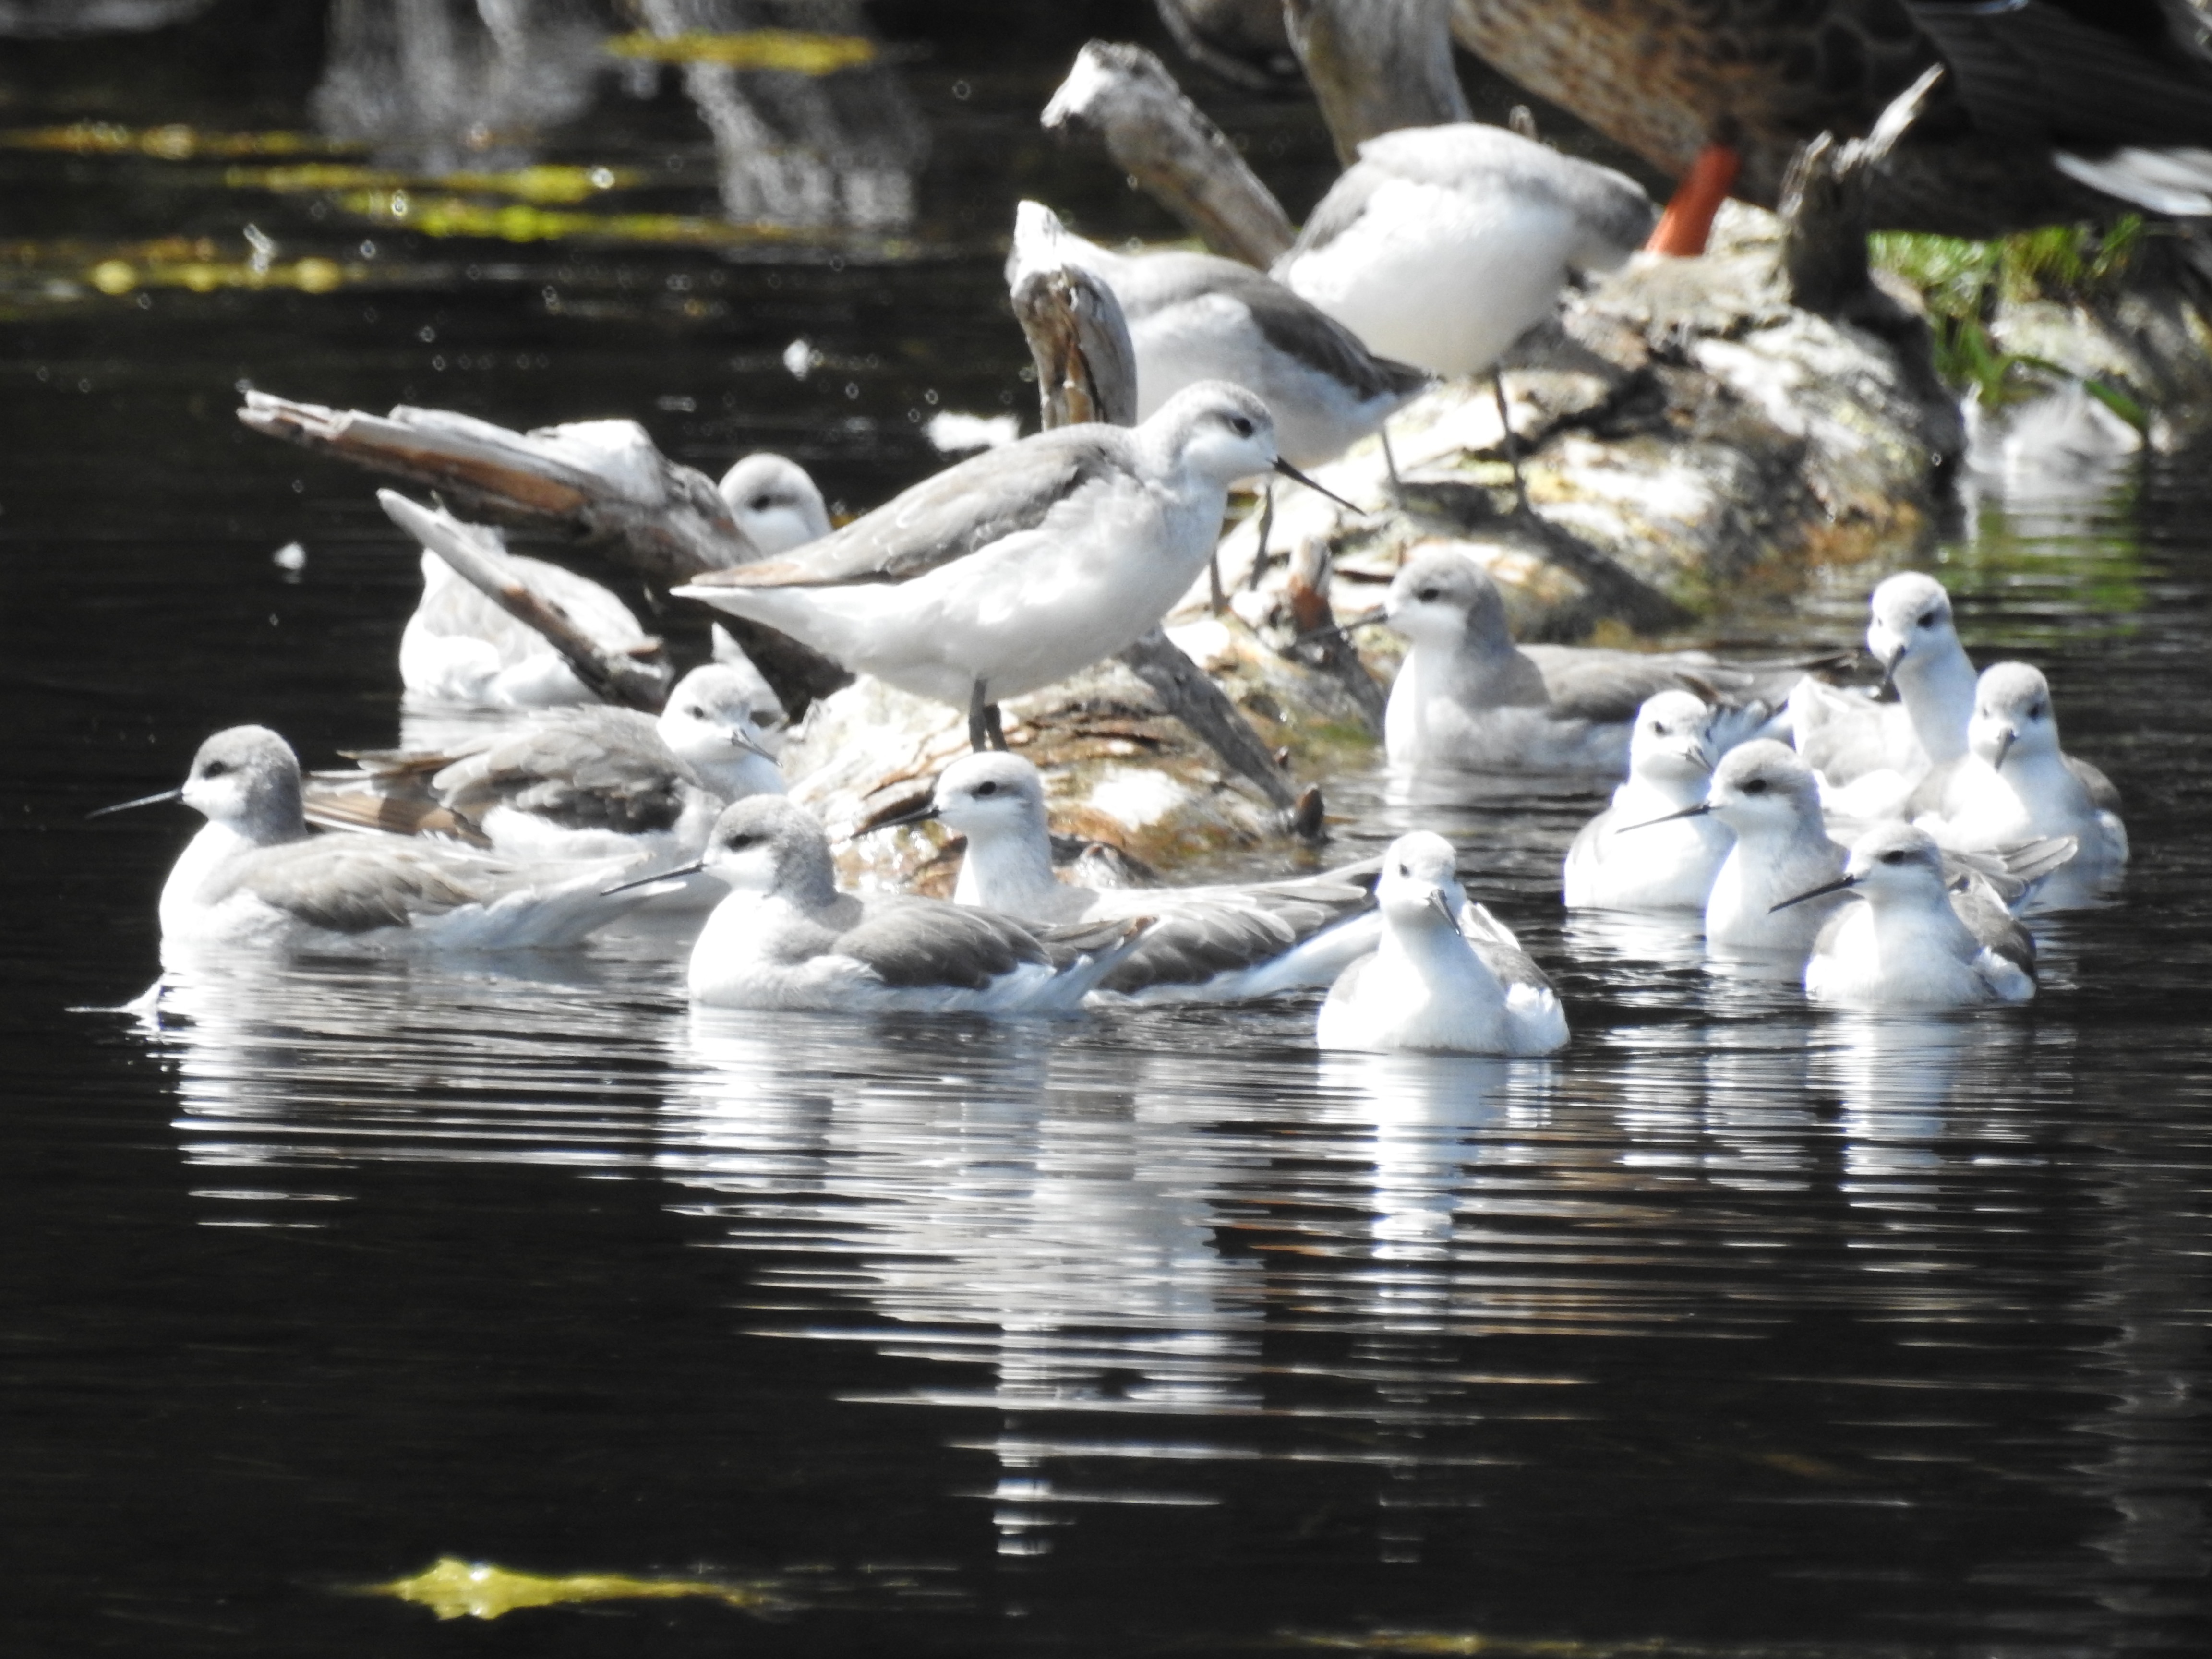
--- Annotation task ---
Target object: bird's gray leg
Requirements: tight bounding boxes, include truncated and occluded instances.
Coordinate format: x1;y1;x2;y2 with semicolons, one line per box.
968;679;991;753
1380;425;1403;509
984;702;1009;751
1492;367;1529;514
1245;479;1275;592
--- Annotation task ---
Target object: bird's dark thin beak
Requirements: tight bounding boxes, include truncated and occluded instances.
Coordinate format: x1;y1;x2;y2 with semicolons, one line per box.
1426;889;1455;924
863;800;939;834
1769;873;1856;913
1992;727;2015;770
1875;646;1902;698
1274;458;1363;514
88;786;183;819
727;723;775;760
602;858;705;896
1618;802;1711;832
1293;607;1388;646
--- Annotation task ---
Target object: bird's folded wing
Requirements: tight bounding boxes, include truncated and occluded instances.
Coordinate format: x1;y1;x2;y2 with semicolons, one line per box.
2065;754;2122;812
1948;879;2037;976
1097;902;1305;993
1525;648;1693;726
301;788;491;847
1214;262;1432;401
841;899;1048;989
682;432;1118;590
1461;902;1555;994
234;840;494;934
439;716;693;832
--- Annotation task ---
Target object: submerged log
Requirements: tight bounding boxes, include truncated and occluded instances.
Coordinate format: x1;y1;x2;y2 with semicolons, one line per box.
240;391;757;583
377;491;675;713
1041;40;1296;268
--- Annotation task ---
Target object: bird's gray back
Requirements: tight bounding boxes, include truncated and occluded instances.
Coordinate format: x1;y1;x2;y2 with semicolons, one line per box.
225;837;499;934
1129;252;1430;403
688;428;1134;591
834;894;1051;989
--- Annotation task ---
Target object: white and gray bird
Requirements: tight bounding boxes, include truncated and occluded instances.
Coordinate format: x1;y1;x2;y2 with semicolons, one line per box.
1562;690;1732;912
716;452;832;555
1789;571;1977;813
882;751;1380;1003
96;725;654;960
673;382;1319;749
1922;661;2127;894
1775;823;2037;1011
1316;830;1568;1057
1010;200;1432;468
1378;549;1788;773
307;663;788;897
647;796;1151;1014
1273;122;1656;380
1667;740;1852;958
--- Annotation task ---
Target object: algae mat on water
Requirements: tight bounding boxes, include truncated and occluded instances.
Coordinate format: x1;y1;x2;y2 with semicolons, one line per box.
365;1556;781;1621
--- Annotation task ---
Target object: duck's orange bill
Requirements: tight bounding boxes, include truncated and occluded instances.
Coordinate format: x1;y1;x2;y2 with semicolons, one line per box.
1644;143;1741;256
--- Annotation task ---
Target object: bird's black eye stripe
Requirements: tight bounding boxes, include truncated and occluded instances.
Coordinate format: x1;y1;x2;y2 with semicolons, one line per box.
748;493;775;512
1416;587;1440;602
202;760;229;778
1227;414;1253;437
685;706;705;718
974;781;998;796
725;831;757;849
1743;778;1767;794
1918;610;1938;627
1880;850;1906;865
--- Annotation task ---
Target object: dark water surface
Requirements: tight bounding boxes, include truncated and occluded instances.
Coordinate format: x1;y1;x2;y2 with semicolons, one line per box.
5;10;2211;1656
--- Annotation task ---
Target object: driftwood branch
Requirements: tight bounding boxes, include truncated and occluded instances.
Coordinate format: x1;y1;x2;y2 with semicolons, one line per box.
241;392;757;583
377;490;674;713
1119;627;1303;815
1041;40;1296;268
1781;65;1945;319
1284;0;1469;166
1284;534;1387;731
1011;265;1140;429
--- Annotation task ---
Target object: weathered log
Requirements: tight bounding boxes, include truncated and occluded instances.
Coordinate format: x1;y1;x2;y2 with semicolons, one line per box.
1284;0;1469;165
240;391;757;583
1120;626;1301;814
1283;534;1387;731
1041;40;1296;268
1780;66;1945;321
1151;0;1303;93
377;490;675;713
1010;265;1140;430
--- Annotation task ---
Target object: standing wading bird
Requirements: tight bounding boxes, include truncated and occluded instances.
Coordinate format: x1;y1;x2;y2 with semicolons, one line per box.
1447;0;2212;251
1010;201;1433;469
1775;823;2038;1010
93;726;660;960
1271;120;1654;496
672;382;1355;753
1316;830;1568;1057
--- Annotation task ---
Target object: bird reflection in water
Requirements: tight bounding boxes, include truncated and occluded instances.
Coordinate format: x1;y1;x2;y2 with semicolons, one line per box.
661;1010;1261;1557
